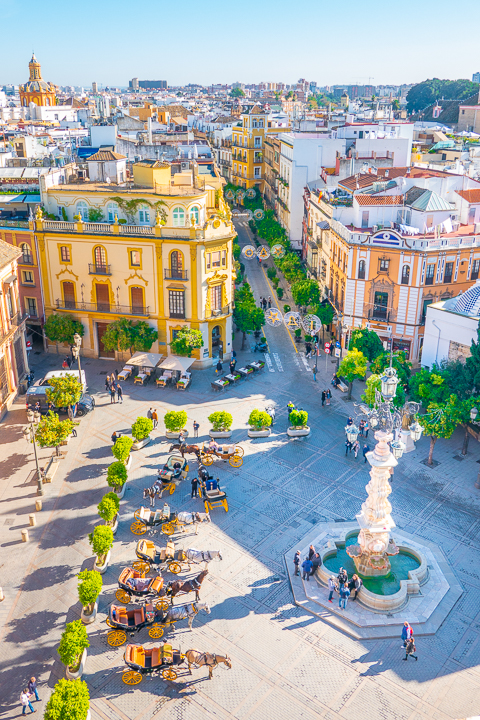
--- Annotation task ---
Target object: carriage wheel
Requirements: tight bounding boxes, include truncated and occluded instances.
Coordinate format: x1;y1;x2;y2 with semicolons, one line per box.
105;617;114;628
229;454;243;468
168;561;182;574
156;598;170;612
132;560;150;574
115;589;131;604
202;455;214;466
169;484;176;495
162;668;177;681
234;446;244;457
133;508;142;520
148;623;164;639
161;522;175;536
122;670;142;685
107;629;127;647
131;521;147;536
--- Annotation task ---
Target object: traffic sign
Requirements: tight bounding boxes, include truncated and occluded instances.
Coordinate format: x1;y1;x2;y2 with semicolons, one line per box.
334;348;341;357
335;340;341;348
324;342;331;349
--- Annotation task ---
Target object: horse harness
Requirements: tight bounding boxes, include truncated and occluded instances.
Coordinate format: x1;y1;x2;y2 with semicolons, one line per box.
197;652;219;669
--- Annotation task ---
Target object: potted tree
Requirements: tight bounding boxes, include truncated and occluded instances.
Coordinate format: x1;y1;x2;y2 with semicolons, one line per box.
97;492;120;534
131;416;154;450
45;679;90;720
88;525;114;574
78;569;102;624
164;410;188;439
58;620;90;680
248;409;272;438
287;409;311;438
112;435;133;470
208;411;233;439
107;461;128;499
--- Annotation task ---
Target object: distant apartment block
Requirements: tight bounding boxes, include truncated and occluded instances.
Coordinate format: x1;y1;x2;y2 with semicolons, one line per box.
129;79;168;90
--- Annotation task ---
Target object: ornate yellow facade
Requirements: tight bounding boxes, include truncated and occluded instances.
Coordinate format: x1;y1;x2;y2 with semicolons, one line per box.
19;54;57;107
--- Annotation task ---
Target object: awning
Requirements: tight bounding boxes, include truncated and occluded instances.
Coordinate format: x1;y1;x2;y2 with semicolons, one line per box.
159;356;195;372
3;274;16;284
127;351;165;369
317;220;330;230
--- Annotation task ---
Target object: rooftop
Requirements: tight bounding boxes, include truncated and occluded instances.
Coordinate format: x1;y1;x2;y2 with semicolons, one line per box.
456;189;480;204
354;194;404;206
86;150;126;162
48;180;209;197
0;238;22;269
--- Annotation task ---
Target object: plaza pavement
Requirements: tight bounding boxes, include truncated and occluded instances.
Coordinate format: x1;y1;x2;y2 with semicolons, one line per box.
1;225;480;718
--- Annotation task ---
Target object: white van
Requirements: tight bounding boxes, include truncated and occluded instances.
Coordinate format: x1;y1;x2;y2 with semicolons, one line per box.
36;369;88;392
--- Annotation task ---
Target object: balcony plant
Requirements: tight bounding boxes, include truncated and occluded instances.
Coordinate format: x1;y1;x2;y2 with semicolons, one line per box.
106;461;128;498
58;620;90;679
97;492;120;534
112;435;133;467
287;409;311;438
131;416;153;450
248;409;272;438
164;410;188;439
208;410;233;439
77;569;102;624
45;679;90;720
88;525;114;574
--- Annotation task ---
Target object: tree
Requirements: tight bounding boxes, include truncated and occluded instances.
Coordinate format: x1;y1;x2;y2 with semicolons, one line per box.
58;620;90;670
77;569;102;614
421;395;463;466
408;367;450;405
169;326;204;357
164;410;188;433
349;327;384;363
131;321;158;351
233;302;265;349
439;358;471;400
338;348;367;400
109;196;167;224
97;492;120;526
371;350;412;386
406;78;479;115
392;98;400;111
289;409;308;428
291;278;320;308
208;411;233;432
230;88;245;98
34;411;74;456
316;304;334;341
44;314;84;350
361;373;406;408
248;409;272;430
100;319;158;354
132;416;153;441
87;208;104;222
46;375;83;412
106;461;128;490
44;679;90;720
88;525;114;565
466;320;480;393
112;435;133;463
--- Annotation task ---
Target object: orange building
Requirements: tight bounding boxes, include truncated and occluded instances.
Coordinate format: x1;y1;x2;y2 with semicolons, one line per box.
19;54;57;108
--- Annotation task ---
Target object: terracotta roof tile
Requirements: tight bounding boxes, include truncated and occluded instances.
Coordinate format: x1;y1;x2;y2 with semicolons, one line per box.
0;239;21;269
456;189;480;204
86;150;126;162
354;194;404;206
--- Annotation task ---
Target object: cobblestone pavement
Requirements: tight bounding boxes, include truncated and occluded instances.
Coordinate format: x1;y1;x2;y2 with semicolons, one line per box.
2;224;480;719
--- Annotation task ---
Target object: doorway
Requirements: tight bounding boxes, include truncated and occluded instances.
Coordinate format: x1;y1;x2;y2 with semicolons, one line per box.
95;283;110;313
212;325;222;359
97;322;115;358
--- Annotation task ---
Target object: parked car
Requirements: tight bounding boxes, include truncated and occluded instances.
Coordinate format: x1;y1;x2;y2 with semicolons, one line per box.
26;386;95;416
35;369;87;392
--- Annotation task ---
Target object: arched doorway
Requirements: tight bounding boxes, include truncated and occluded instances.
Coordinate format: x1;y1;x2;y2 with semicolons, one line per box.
212;325;222;359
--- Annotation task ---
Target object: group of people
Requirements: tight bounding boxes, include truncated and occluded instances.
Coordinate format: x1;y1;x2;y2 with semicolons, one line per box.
321;389;332;406
61;355;73;370
105;373;123;404
327;567;363;609
146;408;159;428
345;417;371;462
215;351;237;377
259;296;272;310
294;544;323;581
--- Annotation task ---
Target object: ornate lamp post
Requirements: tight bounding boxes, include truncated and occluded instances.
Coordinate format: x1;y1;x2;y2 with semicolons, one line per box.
23;408;43;496
71;332;82;382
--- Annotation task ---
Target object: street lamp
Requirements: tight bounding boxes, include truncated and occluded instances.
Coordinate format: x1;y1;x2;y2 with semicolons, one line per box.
470;407;478;422
409;420;423;442
390;439;406;459
72;332;82;383
345;424;359;444
380;366;399;400
24;408;43;496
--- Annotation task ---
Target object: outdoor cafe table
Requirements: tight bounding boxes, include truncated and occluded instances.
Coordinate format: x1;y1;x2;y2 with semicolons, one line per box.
118;366;133;381
212;379;229;392
224;373;241;384
134;372;147;385
247;361;265;372
237;367;253;379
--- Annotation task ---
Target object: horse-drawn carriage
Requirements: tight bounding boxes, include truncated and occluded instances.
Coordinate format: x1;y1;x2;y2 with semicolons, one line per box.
106;600;211;646
114;567;170;610
122;642;185;684
198;476;229;514
199;442;244;468
133;538;223;575
131;504;211;536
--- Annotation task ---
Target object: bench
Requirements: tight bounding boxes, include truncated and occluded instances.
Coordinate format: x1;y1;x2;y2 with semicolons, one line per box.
43;456;60;483
337;380;348;393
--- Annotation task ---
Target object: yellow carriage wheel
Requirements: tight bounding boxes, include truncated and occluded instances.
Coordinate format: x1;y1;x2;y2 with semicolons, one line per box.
156;598;170;612
133;508;142;520
105;617;114;628
148;624;164;639
229;454;243;468
122;670;142;685
169;484;176;495
107;629;127;647
202;455;214;466
115;589;131;604
168;561;182;574
162;668;177;681
223;500;229;512
131;561;150;574
130;521;147;536
161;522;175;536
234;446;244;457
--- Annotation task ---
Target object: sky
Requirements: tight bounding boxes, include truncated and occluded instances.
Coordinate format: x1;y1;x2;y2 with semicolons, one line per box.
1;0;480;89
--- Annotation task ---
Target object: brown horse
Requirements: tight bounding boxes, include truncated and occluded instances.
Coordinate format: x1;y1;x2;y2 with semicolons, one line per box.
169;442;200;459
185;649;232;679
168;569;208;602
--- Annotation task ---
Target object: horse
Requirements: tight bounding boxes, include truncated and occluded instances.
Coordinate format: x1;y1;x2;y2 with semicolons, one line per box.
176;511;211;534
185;649;232;679
168;569;209;602
169;443;200;459
185;548;222;567
160;601;211;630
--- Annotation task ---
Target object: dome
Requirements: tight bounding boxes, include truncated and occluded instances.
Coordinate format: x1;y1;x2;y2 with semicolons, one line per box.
447;279;480;316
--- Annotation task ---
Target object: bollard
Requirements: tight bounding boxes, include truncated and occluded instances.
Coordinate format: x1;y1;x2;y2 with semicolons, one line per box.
35;499;42;512
0;587;4;601
29;514;36;527
21;529;29;542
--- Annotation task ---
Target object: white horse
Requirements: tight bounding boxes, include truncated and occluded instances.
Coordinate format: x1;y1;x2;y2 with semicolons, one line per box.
177;511;211;534
162;601;211;630
185;548;222;567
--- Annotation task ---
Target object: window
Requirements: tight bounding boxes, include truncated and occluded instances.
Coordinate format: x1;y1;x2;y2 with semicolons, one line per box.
444;261;454;283
422;299;433;322
358;260;366;279
211;285;222;311
170;250;183;278
243;166;247;177
373;291;388;320
169;290;185;318
233;163;237;173
379;258;390;272
62;281;76;309
254;167;261;178
255;136;261;147
22;270;34;285
401;265;410;285
425;264;435;285
107;203;118;223
60;246;70;262
190;206;200;225
138;206;150;224
173;207;185;227
94;246;107;269
130;250;141;267
472;259;480;280
26;297;37;317
222;250;227;267
21;243;32;263
212;251;221;268
76;201;88;221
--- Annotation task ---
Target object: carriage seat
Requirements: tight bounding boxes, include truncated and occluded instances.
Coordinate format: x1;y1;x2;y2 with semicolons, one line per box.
111;605;129;625
137;540;156;561
166;456;184;470
206;489;226;499
151;647;161;667
134;609;144;625
163;643;174;663
119;567;143;584
139;506;152;522
126;644;146;667
149;576;164;593
165;541;175;558
223;445;235;454
127;577;151;591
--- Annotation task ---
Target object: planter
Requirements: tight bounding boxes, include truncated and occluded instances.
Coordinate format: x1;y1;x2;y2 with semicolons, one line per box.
114;484;126;499
81;601;98;625
131;437;151;451
287;426;311;437
86;711;91;720
165;430;188;439
209;430;232;439
66;648;87;680
110;515;119;535
248;428;271;438
125;455;132;471
94;549;111;575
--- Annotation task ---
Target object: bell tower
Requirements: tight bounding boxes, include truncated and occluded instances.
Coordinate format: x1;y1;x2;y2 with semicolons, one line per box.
29;54;42;81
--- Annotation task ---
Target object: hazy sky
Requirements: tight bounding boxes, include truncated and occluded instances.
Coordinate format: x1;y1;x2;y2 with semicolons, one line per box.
1;0;479;88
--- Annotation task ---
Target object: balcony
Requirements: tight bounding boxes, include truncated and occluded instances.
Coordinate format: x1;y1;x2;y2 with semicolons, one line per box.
207;304;231;319
369;307;389;322
89;263;112;275
169;311;186;319
55;300;150;316
164;269;189;280
443;273;453;284
425;276;434;286
21;255;34;265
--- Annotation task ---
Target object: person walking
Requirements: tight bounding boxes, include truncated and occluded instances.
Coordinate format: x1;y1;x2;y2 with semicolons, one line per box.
326;389;331;406
216;359;223;375
321;390;326;406
27;677;39;703
193;420;199;438
20;689;35;715
311;552;322;576
302;557;313;581
147;408;153;420
403;637;418;661
363;443;370;463
359;419;365;437
262;297;267;310
294;550;301;576
151;409;158;429
312;366;317;382
339;585;350;610
305;342;312;359
349;574;362;600
353;440;360;459
364;420;369;438
105;375;111;392
268;296;272;308
116;383;123;403
62;357;68;369
109;386;116;404
328;576;337;602
259;296;264;308
66;355;72;369
229;359;236;374
401;621;413;646
345;439;352;456
191;476;198;498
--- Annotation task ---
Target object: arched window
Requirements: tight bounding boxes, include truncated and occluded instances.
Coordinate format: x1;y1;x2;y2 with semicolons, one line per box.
94;246;107;272
76;201;88;221
23;98;27;107
107;203;118;223
190;206;200;226
138;204;150;224
173;207;185;227
21;243;32;264
401;265;410;285
358;260;366;279
170;250;183;279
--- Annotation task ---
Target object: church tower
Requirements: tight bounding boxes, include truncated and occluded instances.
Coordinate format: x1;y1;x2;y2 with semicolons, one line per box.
19;54;57;107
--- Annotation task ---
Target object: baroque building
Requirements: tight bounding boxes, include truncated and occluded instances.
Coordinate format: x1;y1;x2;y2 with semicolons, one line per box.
19;54;57;108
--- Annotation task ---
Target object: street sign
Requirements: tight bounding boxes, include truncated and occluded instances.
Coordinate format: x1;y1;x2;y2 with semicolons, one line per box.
324;342;331;350
335;340;341;348
334;348;341;357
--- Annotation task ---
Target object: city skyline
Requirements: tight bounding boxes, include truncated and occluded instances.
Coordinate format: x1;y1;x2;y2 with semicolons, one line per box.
1;0;479;88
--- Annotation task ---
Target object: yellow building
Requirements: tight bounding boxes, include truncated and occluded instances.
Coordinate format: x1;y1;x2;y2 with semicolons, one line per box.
35;159;236;365
231;105;268;192
19;54;57;107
